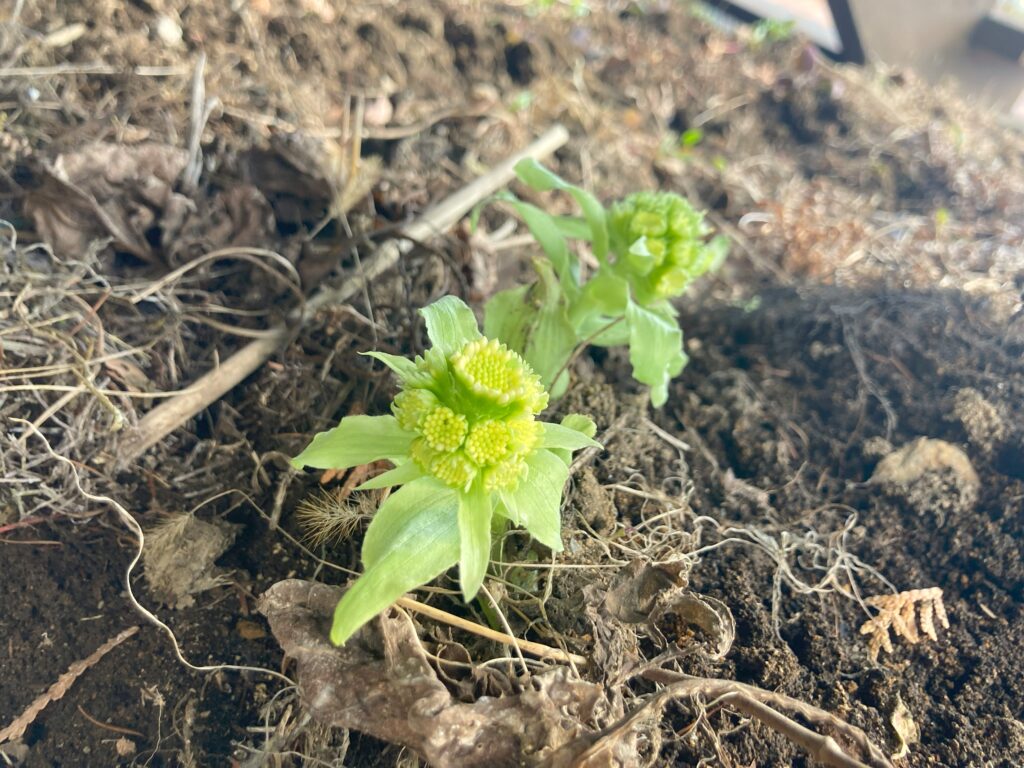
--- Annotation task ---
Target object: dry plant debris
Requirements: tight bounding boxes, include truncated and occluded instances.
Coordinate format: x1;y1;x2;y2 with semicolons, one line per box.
257;579;623;767
0;626;139;745
294;487;374;547
142;513;239;608
859;588;949;662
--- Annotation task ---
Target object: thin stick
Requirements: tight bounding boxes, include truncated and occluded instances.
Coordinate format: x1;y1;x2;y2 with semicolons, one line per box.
396;596;587;667
117;124;569;464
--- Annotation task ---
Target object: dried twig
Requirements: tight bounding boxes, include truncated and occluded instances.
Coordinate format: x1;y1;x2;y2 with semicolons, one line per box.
117;124;570;464
0;626;139;745
396;596;587;667
859;588;949;661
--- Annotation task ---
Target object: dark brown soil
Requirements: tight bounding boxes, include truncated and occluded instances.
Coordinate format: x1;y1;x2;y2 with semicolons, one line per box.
3;1;1024;767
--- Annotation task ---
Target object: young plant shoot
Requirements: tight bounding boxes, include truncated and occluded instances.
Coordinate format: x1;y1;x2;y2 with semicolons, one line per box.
291;296;599;646
483;159;728;406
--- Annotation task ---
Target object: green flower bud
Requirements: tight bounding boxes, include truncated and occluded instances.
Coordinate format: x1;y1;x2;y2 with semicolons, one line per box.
392;388;440;431
451;338;549;415
608;191;720;303
421;406;468;452
398;337;549;493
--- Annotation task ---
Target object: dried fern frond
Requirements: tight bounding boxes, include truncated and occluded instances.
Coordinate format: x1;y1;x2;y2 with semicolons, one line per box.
859;587;949;661
295;489;373;548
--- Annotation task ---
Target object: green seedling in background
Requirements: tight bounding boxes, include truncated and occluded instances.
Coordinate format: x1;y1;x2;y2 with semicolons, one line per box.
482;159;728;406
292;296;599;646
750;18;796;47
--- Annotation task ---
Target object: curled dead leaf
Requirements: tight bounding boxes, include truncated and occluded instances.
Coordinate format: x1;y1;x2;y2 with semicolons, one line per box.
26;142;190;262
258;579;626;767
650;589;736;662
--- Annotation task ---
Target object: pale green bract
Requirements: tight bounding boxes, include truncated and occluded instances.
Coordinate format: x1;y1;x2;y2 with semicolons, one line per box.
481;159;728;407
291;296;599;646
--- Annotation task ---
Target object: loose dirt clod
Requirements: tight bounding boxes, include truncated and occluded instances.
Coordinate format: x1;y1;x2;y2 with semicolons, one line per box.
870;436;979;510
142;514;239;608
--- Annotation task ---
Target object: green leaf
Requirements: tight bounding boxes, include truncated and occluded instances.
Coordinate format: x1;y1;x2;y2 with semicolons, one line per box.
625;300;688;407
355;461;424;490
485;262;576;393
499;449;566;551
541;422;601;451
513;158;609;261
291;415;414;470
362;351;417;381
420;296;481;357
457;481;493;600
506;199;572;282
680;128;704;147
523;268;577;390
552;215;593;241
574;270;629;321
330;477;460;645
561;413;597;439
362;477;458;566
483;284;533;355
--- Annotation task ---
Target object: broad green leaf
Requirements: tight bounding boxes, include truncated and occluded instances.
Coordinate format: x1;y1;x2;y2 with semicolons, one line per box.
355;461;423;491
625;300;688;408
362;351;418;381
514;158;609;260
547;413;599;465
541;422;601;451
291;415;413;470
522;259;577;390
483;284;533;355
420;296;481;357
506;199;572;282
457;481;493;601
552;215;593;241
525;304;576;392
486;261;576;392
499;449;566;551
362;477;457;566
330;477;460;645
573;270;628;323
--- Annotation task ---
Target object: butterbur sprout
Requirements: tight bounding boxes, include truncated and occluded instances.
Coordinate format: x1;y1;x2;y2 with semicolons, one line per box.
608;191;726;304
292;296;599;646
481;159;729;408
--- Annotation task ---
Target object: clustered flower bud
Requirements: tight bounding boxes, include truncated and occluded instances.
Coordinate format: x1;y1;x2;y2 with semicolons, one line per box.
393;337;547;492
608;191;720;303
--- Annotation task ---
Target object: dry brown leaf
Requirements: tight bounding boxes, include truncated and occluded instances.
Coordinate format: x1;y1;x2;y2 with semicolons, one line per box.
26;142;190;262
258;579;627;767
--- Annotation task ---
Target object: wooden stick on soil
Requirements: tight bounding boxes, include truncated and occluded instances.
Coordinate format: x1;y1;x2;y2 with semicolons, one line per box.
396;596;587;667
118;125;570;464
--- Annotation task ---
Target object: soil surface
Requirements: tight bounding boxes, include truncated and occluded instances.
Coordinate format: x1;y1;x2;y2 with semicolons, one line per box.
2;2;1023;767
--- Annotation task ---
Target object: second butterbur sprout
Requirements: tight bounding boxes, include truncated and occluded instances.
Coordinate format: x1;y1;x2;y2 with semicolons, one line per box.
292;296;599;646
481;160;728;406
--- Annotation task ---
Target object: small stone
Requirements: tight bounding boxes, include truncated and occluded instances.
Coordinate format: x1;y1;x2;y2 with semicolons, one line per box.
154;15;183;47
